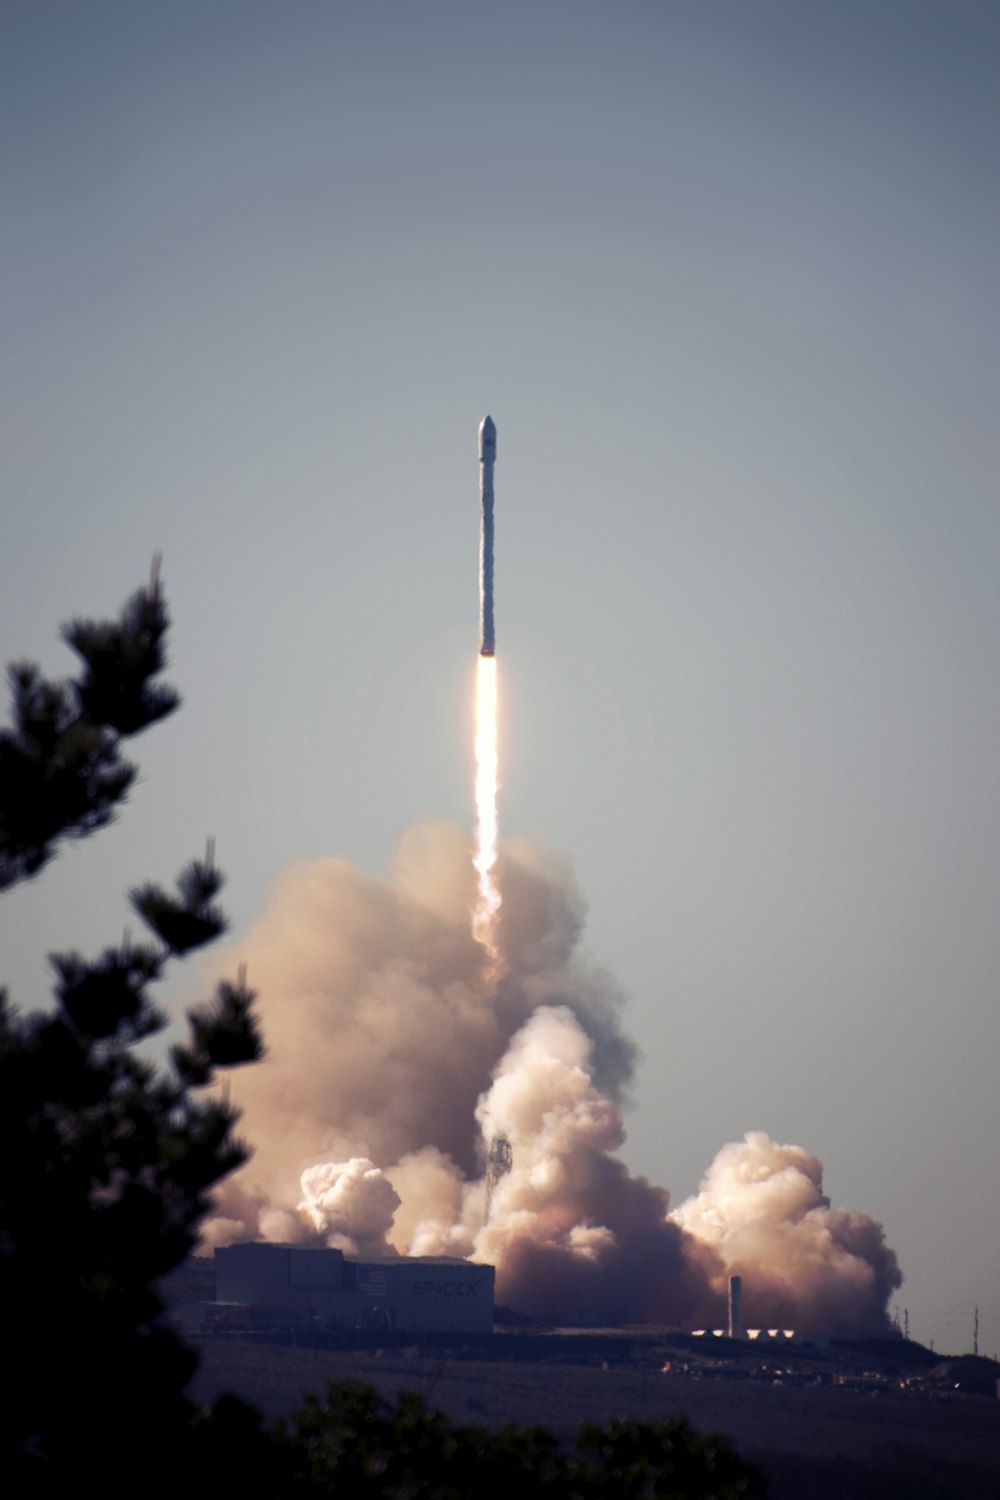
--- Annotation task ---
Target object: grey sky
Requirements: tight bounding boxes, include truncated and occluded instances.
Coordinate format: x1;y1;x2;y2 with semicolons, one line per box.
2;0;998;1354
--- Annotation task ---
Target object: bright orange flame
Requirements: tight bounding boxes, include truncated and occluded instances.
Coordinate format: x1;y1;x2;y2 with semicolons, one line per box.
473;655;501;954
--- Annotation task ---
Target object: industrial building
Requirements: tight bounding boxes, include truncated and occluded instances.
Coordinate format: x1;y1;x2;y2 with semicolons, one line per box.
215;1243;495;1335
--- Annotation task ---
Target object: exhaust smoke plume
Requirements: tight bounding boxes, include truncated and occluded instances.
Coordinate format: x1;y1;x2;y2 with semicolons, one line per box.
204;822;900;1334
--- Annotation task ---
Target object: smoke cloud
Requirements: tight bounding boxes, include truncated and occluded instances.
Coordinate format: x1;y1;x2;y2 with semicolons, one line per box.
671;1133;902;1337
203;822;900;1335
298;1159;401;1257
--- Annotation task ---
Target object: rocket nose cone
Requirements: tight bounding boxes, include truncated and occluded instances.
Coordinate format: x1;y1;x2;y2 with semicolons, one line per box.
479;415;497;459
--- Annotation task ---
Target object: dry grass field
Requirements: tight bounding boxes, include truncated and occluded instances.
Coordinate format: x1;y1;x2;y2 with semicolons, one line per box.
187;1332;1000;1499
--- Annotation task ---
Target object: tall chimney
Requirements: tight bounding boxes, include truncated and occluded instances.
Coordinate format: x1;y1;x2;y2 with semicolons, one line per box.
728;1274;743;1339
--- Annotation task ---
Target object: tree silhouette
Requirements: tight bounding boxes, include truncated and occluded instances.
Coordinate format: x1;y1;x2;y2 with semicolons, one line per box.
0;572;265;1492
282;1383;766;1498
0;562;179;891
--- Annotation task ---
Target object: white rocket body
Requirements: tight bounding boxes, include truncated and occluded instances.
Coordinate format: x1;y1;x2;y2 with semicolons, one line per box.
479;415;496;657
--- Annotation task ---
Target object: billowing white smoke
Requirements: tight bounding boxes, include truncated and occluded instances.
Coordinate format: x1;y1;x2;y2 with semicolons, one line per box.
468;1005;720;1326
203;822;900;1334
298;1159;401;1257
671;1132;901;1337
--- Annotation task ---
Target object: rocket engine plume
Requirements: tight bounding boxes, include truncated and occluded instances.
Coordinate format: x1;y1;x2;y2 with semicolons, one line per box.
473;416;501;956
473;656;500;953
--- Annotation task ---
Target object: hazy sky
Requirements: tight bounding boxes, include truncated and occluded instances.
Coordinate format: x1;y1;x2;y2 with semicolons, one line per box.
3;1;998;1355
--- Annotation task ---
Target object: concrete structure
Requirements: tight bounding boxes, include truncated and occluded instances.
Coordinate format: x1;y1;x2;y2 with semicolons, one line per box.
728;1274;743;1339
215;1243;495;1334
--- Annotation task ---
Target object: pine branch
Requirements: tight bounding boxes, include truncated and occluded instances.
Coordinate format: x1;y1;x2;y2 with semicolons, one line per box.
0;567;179;891
130;842;229;955
49;942;164;1041
171;966;262;1088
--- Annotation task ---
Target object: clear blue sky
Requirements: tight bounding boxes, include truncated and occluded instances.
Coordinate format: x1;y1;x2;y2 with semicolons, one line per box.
2;0;998;1354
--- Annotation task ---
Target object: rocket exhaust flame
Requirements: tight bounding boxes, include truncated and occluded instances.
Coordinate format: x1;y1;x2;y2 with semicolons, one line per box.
473;656;501;954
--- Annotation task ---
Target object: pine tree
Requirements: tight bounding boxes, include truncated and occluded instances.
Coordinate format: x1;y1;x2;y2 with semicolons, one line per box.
0;572;267;1492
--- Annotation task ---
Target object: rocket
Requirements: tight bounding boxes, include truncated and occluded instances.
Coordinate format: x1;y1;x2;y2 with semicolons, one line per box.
479;415;496;657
